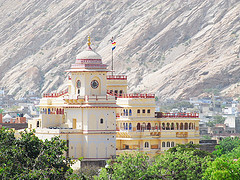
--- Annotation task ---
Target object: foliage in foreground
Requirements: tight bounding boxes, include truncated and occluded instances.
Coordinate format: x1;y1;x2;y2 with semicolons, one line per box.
98;146;212;180
0;127;73;179
213;137;240;157
203;145;240;180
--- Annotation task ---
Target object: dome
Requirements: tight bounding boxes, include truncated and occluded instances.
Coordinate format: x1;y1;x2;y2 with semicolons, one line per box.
76;48;102;60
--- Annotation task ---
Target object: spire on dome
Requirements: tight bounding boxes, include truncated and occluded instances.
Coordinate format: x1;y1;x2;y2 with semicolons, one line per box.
87;35;92;49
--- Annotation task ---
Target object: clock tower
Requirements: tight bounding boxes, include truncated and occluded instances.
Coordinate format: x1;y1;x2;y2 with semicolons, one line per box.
66;36;108;97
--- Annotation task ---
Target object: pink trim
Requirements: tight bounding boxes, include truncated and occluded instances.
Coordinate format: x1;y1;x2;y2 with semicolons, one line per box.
107;75;127;80
43;89;68;98
107;91;155;99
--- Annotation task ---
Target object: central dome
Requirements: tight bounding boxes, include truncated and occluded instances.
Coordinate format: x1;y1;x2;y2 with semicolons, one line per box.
76;48;102;60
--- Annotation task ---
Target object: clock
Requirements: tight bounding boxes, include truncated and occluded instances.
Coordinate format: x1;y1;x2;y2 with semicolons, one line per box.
91;80;99;89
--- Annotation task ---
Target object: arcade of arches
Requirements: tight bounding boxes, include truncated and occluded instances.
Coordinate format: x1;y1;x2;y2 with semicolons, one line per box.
119;121;197;131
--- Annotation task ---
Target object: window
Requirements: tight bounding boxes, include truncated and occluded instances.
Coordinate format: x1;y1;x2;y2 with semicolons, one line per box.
147;109;150;113
137;109;140;113
125;145;129;149
137;123;140;130
100;118;103;124
171;142;175;147
126;109;128;116
147;123;151;130
37;121;40;127
142;109;145;113
167;142;170;147
119;90;123;94
162;142;165;147
77;80;81;88
129;123;132;130
114;90;118;95
190;141;193;144
129;109;132;116
110;90;113;94
144;142;149;148
126;123;128;130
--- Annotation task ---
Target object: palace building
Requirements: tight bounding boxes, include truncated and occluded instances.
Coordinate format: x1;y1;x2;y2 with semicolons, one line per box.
28;37;200;160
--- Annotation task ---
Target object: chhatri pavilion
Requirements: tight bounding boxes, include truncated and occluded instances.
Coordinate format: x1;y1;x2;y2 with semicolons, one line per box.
28;37;200;159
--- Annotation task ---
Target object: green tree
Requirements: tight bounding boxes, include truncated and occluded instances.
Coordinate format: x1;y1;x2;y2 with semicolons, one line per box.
167;143;214;158
150;151;212;179
0;127;73;179
213;137;240;157
203;146;240;180
98;152;150;180
206;115;226;127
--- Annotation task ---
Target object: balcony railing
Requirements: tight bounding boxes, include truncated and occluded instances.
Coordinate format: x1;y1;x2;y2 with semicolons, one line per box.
107;90;155;99
43;89;68;98
155;112;199;118
107;75;127;80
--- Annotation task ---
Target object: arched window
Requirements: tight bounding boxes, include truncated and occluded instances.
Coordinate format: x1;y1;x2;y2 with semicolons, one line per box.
77;80;81;94
100;118;103;124
162;123;165;130
126;109;128;116
190;141;193;144
129;123;132;130
137;123;141;130
145;142;149;148
137;109;140;113
119;90;123;94
155;123;158;130
37;121;40;127
48;108;51;114
185;123;188;130
129;109;132;116
123;123;125;130
180;123;183;130
147;123;151;130
142;109;146;113
142;123;146;130
126;123;128;130
171;123;174;130
171;142;175;147
147;109;150;113
176;123;179;130
189;123;192;129
162;142;165;147
114;90;118;95
166;123;170;130
167;142;170;147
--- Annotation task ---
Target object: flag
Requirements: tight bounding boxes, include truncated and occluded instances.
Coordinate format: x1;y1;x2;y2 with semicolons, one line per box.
112;41;116;50
110;37;116;51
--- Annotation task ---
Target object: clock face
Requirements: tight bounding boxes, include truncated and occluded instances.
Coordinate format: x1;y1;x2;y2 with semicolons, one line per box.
91;80;99;89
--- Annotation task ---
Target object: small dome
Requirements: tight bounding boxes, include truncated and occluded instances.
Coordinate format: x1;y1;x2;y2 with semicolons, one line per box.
76;48;102;60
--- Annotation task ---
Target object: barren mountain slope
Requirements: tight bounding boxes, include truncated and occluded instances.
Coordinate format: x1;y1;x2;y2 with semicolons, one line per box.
0;0;239;100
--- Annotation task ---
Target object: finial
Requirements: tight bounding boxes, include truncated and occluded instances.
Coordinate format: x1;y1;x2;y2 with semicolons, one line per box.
87;35;91;49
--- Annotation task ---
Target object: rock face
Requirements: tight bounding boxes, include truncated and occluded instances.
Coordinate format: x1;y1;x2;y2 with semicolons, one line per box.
0;0;240;100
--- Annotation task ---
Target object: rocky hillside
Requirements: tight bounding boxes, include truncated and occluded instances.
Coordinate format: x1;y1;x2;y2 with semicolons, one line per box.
0;0;240;100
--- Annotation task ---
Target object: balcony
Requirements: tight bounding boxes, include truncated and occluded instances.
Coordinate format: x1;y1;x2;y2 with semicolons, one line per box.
176;132;188;138
117;130;161;138
107;90;155;99
43;89;68;98
107;75;127;80
155;112;199;118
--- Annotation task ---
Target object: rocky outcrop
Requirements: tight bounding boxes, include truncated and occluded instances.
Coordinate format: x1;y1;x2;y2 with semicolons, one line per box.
0;0;240;100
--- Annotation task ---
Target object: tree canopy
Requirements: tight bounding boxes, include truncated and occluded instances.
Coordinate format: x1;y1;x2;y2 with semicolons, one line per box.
0;127;73;179
213;137;240;157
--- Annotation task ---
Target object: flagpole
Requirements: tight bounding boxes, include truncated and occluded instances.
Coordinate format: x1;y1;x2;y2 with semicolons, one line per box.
112;49;113;76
